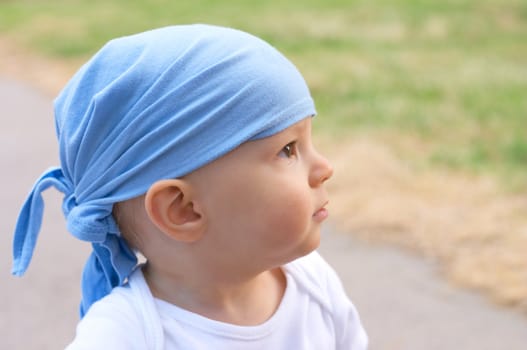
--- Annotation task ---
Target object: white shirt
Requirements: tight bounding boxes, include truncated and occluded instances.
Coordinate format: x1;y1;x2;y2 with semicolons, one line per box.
66;251;368;349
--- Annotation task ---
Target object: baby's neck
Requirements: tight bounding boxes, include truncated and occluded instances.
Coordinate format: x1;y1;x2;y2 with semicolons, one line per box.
142;263;286;326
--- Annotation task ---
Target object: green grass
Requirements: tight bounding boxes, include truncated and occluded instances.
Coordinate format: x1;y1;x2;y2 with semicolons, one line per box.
1;0;526;187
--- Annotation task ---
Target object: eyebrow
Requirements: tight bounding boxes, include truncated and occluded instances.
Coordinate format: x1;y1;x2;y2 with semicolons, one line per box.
288;118;310;135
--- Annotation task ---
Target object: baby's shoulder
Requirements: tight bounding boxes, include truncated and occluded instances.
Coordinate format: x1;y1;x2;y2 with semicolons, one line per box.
284;251;342;306
286;251;335;282
86;283;139;319
67;270;155;349
78;285;143;330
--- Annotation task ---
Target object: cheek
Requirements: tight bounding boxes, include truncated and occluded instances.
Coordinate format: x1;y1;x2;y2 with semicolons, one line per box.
244;180;313;243
203;169;313;243
264;191;310;230
249;189;319;261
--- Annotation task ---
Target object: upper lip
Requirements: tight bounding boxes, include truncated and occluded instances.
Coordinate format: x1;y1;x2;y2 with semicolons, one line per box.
314;200;329;213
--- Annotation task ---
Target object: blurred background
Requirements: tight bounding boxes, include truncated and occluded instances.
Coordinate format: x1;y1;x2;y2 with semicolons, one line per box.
1;0;526;349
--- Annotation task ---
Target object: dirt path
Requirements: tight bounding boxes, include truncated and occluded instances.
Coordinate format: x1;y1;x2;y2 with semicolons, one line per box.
319;227;527;350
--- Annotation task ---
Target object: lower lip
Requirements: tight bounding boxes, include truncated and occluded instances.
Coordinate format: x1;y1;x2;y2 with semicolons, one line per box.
313;207;329;222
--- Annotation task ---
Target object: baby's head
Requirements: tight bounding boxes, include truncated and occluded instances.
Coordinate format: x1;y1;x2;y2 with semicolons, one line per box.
113;116;333;288
13;24;332;316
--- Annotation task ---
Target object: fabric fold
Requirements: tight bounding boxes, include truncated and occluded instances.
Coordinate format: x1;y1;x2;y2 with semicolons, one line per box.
12;167;70;276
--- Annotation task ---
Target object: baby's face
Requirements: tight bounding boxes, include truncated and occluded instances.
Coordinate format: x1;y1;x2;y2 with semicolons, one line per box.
187;117;333;270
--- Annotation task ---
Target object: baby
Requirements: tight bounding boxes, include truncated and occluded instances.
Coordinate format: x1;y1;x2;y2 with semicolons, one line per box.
12;24;368;349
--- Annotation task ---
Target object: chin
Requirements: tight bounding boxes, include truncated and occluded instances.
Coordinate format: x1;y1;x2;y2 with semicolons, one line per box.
295;230;321;259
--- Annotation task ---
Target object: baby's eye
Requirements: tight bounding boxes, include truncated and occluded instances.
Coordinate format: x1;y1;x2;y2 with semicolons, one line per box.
278;142;297;158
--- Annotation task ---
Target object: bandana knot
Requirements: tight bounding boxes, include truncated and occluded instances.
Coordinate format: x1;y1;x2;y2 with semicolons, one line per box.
12;166;138;317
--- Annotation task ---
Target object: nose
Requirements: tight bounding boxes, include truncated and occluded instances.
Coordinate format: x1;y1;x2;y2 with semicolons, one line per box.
309;150;334;187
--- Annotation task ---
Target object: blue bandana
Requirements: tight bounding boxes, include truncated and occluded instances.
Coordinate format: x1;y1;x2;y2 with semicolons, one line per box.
12;24;315;317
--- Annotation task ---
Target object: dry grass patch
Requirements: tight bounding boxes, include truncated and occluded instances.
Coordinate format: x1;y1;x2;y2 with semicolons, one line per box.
0;36;80;95
322;137;527;311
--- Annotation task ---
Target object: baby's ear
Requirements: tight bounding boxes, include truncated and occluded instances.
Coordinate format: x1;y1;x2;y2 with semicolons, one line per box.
144;179;205;242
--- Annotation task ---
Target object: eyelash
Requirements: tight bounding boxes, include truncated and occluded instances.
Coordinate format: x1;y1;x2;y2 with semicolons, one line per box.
279;141;297;158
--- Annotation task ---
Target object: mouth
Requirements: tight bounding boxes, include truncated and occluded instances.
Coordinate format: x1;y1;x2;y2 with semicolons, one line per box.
312;201;329;222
